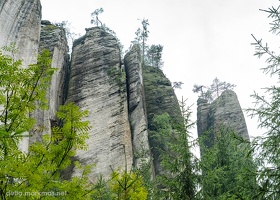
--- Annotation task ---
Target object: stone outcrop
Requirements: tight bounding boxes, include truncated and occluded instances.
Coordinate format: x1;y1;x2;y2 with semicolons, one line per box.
0;0;187;181
197;90;249;146
124;44;152;172
143;65;183;175
0;0;41;152
30;21;70;143
67;27;133;180
0;0;41;66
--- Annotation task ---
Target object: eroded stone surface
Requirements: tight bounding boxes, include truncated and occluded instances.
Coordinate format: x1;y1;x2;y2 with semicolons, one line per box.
0;0;41;152
0;0;41;66
67;27;133;180
124;44;152;172
30;21;70;143
197;90;249;144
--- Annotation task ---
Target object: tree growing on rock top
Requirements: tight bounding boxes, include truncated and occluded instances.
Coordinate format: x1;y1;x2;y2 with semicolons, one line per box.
146;44;164;68
91;8;104;27
193;78;236;102
172;81;184;89
132;18;150;64
54;20;81;53
90;8;124;57
209;77;236;99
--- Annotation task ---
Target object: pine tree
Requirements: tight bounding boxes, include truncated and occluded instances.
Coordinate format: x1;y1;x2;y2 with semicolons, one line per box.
247;4;280;199
198;127;258;199
151;98;197;199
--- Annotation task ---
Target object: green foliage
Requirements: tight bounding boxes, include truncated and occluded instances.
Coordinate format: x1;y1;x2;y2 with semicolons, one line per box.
91;8;104;27
54;21;81;51
146;44;164;68
172;81;184;89
90;8;124;56
150;98;197;199
247;4;280;199
45;24;58;32
91;176;112;200
198;127;258;199
0;45;55;157
132;19;150;64
108;67;126;89
0;43;148;200
0;45;95;199
110;170;148;200
193;78;236;102
0;102;94;199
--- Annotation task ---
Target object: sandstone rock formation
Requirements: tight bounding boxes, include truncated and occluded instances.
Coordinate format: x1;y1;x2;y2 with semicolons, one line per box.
143;65;183;175
30;20;70;143
0;0;41;66
197;90;249;146
0;0;186;181
67;27;133;180
0;0;41;152
124;44;152;173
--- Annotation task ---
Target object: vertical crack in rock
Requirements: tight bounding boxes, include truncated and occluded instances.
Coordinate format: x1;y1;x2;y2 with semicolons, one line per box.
30;21;70;144
124;44;153;177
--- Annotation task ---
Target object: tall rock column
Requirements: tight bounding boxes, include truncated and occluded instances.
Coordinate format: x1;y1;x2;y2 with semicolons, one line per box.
30;20;70;143
67;27;133;180
124;45;152;172
197;90;249;143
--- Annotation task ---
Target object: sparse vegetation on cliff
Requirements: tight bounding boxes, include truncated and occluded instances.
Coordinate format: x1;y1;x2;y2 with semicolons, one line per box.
193;77;236;102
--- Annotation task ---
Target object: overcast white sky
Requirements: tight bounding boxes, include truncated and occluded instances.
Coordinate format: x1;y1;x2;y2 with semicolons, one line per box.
41;0;280;143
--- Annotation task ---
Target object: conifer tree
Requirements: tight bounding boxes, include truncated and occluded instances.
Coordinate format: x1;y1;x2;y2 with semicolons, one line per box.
91;8;104;27
193;78;236;102
247;4;280;199
151;97;197;199
133;19;150;64
198;127;258;199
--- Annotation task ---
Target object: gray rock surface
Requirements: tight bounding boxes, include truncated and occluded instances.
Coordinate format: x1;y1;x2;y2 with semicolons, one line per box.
30;21;70;143
197;90;249;145
0;0;41;66
124;44;152;172
67;27;133;181
0;0;41;152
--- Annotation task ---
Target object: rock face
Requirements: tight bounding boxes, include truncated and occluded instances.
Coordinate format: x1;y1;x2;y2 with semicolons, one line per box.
67;27;133;180
0;1;186;181
197;90;249;146
143;65;183;175
30;21;70;143
0;0;41;152
0;0;41;66
124;45;152;172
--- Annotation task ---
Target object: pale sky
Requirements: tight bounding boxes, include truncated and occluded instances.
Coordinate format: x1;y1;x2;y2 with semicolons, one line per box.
41;0;280;144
